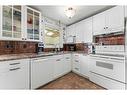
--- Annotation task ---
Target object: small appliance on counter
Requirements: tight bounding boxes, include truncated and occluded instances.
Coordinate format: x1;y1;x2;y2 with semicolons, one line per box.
83;43;91;54
36;42;44;54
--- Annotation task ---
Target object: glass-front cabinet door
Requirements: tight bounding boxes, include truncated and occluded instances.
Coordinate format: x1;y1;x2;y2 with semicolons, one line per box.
13;6;22;38
2;5;22;40
34;12;40;40
27;8;34;40
2;6;12;38
27;7;41;41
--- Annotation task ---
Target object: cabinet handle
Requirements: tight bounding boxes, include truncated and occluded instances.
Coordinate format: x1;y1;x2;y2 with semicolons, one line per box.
34;58;46;60
9;68;20;71
75;68;79;70
41;32;43;36
66;57;70;59
10;63;20;65
56;59;61;61
104;27;106;29
75;60;79;62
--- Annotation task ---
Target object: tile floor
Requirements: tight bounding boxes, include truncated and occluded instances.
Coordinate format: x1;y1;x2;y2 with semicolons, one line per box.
38;72;105;90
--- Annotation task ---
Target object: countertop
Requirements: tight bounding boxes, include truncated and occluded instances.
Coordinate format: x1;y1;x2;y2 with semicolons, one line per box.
0;51;88;61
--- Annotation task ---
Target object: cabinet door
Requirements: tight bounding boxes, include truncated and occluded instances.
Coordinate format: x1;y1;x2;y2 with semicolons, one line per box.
66;24;76;43
2;6;13;38
125;6;127;88
105;6;124;33
75;21;84;43
13;6;22;39
53;55;64;78
1;6;22;40
93;12;106;35
80;55;89;77
63;54;71;73
0;59;29;89
26;7;41;42
31;57;53;89
72;54;80;73
83;17;93;43
125;6;127;17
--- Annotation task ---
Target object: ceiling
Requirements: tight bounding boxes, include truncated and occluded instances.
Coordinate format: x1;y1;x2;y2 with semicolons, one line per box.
31;5;114;26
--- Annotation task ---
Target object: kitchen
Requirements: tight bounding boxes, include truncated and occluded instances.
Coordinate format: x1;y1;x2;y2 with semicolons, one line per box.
0;5;126;90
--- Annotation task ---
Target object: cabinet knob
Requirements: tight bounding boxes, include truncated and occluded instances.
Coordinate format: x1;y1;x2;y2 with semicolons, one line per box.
22;38;27;40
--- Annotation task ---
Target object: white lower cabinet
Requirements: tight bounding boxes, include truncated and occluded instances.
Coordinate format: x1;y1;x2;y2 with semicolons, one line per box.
53;55;64;78
72;54;81;74
31;57;54;89
90;72;125;89
72;54;90;78
0;59;29;89
63;54;72;74
31;54;72;89
79;55;90;78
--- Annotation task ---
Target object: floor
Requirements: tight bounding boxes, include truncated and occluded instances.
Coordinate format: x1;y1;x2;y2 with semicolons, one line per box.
38;72;105;90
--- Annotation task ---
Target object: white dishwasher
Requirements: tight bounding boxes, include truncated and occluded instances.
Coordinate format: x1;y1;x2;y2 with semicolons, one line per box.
31;57;54;89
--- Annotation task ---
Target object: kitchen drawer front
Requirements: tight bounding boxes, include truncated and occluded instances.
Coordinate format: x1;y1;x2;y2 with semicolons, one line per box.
90;72;125;89
64;54;71;60
72;60;80;73
90;58;125;83
0;59;29;74
0;59;29;89
73;54;80;60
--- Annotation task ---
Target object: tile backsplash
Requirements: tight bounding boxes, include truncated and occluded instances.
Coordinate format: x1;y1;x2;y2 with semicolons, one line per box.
0;41;37;55
0;41;90;55
94;34;125;45
63;43;88;52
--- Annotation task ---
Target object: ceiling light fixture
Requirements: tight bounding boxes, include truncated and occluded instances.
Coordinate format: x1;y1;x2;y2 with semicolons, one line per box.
46;32;54;36
65;7;76;19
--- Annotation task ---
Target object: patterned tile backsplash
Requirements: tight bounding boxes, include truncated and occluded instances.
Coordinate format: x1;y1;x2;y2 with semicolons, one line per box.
0;41;37;55
1;35;124;55
94;34;125;45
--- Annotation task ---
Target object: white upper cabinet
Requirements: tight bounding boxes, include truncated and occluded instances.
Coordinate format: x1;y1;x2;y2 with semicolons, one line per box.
75;21;84;43
105;6;124;33
66;24;76;43
0;6;41;42
66;17;93;43
93;6;124;35
93;11;106;35
83;17;93;43
0;6;23;40
24;6;41;42
125;6;127;17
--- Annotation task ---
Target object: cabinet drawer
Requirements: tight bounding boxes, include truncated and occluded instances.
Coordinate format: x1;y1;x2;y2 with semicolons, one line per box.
72;61;80;73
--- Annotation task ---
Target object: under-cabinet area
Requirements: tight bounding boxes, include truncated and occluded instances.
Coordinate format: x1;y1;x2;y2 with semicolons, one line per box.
0;5;127;90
